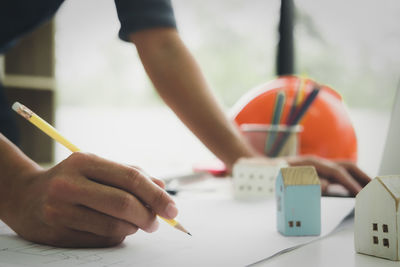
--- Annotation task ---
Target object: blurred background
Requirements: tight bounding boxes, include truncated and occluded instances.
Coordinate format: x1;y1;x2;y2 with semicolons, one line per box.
3;0;399;177
55;0;399;109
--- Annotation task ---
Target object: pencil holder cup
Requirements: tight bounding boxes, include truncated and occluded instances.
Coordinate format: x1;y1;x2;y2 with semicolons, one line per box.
240;124;302;157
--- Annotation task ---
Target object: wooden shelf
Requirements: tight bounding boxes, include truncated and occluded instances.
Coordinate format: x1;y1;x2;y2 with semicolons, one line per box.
3;20;56;164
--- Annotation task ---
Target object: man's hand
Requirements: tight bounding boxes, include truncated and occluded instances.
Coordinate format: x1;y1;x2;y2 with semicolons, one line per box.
2;152;177;248
286;155;371;196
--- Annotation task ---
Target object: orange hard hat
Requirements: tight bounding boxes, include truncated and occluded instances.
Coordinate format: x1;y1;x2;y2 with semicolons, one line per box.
231;75;357;162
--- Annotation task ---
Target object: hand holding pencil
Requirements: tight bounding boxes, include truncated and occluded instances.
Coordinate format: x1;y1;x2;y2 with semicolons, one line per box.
2;102;188;248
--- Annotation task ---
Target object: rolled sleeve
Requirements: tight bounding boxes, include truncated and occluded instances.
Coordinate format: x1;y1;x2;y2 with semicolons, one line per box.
114;0;177;42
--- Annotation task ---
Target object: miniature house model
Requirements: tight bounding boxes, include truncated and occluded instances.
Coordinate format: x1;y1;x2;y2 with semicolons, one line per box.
276;166;321;236
232;158;287;199
355;175;400;261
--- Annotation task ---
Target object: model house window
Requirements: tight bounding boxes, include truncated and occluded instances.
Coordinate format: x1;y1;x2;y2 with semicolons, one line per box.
382;224;388;233
296;221;301;227
373;236;378;244
383;238;389;248
288;221;294;227
372;223;378;231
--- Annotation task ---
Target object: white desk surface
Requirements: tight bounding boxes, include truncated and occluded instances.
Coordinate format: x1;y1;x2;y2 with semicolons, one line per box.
2;106;392;266
256;216;399;266
0;180;357;267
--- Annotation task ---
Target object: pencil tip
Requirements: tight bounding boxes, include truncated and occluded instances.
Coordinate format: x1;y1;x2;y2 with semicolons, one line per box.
187;232;192;236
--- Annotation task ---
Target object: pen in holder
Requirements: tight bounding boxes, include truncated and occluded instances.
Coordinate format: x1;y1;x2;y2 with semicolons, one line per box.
240;123;302;157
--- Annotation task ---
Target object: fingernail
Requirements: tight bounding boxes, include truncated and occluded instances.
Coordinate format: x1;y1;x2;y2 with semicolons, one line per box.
148;220;159;233
165;203;178;218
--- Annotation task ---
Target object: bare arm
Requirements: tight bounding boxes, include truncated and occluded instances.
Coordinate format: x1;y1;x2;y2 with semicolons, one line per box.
129;28;259;171
0;134;42;220
129;28;371;195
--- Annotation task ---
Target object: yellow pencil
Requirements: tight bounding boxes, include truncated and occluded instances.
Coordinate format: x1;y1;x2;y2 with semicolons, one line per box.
12;102;191;236
296;75;307;106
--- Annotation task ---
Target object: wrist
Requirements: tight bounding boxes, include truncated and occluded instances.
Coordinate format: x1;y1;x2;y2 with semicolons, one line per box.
0;162;39;215
0;137;42;220
0;164;43;224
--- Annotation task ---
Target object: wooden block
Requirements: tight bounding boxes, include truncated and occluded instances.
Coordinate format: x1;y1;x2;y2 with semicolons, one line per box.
2;19;55;164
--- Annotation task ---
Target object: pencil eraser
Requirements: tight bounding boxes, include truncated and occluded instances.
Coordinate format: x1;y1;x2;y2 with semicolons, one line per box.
12;102;22;112
232;158;288;199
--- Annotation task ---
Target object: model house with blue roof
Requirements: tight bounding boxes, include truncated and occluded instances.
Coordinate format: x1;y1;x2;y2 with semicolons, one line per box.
276;166;321;236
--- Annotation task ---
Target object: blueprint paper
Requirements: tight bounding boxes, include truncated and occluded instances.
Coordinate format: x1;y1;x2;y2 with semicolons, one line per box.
0;179;354;267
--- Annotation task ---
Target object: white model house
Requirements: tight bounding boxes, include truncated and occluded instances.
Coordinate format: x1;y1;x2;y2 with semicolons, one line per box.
354;175;400;261
232;158;287;199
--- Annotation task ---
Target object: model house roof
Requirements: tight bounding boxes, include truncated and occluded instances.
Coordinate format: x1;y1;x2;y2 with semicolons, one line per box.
280;166;320;186
377;175;400;203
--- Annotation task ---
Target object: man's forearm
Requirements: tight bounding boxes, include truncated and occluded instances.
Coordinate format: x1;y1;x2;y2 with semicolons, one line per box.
130;28;258;169
0;134;41;219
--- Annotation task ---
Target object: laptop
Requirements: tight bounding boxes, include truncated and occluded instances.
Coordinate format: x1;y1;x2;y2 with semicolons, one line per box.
378;82;400;176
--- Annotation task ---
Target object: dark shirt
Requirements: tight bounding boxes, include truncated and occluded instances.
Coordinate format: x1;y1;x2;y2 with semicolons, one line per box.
0;0;177;54
0;0;176;144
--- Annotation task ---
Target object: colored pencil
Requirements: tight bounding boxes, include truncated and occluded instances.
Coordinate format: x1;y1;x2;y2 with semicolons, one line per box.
288;87;320;125
287;76;308;124
287;78;303;124
264;91;286;155
269;86;320;157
